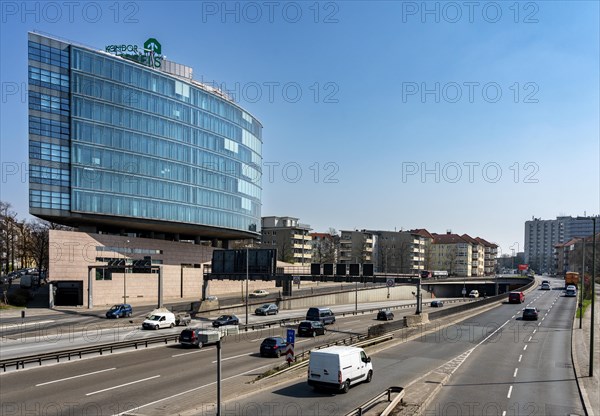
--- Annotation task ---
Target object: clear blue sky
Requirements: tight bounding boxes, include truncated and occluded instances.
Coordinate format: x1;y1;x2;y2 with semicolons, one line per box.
1;1;598;256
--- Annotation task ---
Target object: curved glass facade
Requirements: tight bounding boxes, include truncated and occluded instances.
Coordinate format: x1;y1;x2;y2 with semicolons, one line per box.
29;33;262;238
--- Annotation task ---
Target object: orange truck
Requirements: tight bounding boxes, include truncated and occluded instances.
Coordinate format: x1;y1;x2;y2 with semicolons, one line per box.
565;272;579;287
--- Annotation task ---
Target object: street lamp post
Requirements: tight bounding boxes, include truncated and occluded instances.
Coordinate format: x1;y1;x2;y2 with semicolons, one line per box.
580;238;585;329
245;247;249;327
576;216;596;377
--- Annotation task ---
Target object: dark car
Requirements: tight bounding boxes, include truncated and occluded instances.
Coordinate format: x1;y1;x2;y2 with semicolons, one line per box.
377;309;394;320
260;336;287;357
430;300;444;307
297;320;326;337
522;307;539;320
212;314;239;327
179;328;203;348
255;303;279;316
306;307;336;324
105;304;132;319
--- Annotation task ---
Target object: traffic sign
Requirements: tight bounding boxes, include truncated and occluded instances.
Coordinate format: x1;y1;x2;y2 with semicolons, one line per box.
293;276;301;285
386;278;395;287
461;288;467;295
287;329;295;344
286;343;294;363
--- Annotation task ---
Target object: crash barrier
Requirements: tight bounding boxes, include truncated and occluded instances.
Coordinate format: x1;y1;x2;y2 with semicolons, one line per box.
345;386;405;416
0;334;179;372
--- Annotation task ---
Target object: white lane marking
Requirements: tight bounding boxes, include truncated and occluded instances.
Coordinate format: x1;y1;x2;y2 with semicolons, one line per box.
502;411;507;416
1;320;55;330
114;363;273;416
523;345;528;351
211;352;252;363
518;354;522;362
512;315;516;319
477;320;510;347
172;349;212;358
528;336;532;342
507;385;513;398
538;322;542;326
513;368;518;377
533;329;537;334
86;375;160;396
36;368;116;386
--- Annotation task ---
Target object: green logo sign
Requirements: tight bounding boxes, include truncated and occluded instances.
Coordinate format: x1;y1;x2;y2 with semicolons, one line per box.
105;37;163;69
144;38;161;55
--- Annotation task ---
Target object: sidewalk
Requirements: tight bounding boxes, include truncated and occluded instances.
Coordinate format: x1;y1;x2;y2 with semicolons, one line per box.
572;286;599;416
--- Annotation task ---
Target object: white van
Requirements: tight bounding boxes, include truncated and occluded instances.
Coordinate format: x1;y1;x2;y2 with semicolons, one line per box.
142;312;176;330
307;346;373;393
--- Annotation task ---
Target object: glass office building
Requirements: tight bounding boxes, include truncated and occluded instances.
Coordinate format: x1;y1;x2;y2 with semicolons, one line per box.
28;32;262;241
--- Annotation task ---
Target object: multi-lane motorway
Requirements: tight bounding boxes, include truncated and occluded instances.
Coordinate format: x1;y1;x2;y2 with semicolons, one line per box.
0;278;584;416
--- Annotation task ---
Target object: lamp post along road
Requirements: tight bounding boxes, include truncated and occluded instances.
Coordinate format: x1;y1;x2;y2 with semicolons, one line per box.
576;216;596;377
580;238;585;329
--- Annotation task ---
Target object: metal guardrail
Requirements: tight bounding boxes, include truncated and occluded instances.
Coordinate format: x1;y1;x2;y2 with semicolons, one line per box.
345;386;404;416
0;334;180;372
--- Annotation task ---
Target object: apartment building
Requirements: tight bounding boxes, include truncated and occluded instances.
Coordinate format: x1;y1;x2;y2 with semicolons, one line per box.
261;216;312;265
309;232;338;263
461;234;485;277
430;233;472;277
475;237;499;275
369;230;432;274
338;230;374;264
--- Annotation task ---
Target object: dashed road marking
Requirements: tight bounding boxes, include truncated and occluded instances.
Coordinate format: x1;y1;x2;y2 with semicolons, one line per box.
507;385;513;398
86;375;160;396
36;368;116;386
513;368;518;377
518;354;522;362
523;345;528;351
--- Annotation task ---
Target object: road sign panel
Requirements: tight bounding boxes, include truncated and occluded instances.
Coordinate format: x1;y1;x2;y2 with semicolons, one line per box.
386;278;395;287
287;329;295;344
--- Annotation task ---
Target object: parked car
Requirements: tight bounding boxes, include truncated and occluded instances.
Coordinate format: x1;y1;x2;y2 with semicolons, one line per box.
306;307;336;324
522;307;539;321
376;309;394;320
469;290;480;298
308;346;373;393
212;314;239;327
249;289;269;298
508;291;525;304
298;320;326;337
105;304;132;319
430;300;444;307
259;336;287;357
255;303;279;316
541;282;551;290
142;312;176;330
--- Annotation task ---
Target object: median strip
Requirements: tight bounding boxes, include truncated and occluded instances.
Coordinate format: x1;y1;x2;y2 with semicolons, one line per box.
86;375;160;396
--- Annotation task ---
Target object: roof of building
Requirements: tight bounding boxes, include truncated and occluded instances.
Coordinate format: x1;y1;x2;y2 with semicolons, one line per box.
432;233;467;244
409;229;435;239
460;234;481;245
475;237;498;248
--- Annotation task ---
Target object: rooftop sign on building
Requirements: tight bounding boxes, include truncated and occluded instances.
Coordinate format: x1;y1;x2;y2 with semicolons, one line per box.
105;37;163;68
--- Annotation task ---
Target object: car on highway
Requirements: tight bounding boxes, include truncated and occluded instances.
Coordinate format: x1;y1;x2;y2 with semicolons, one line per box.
376;309;394;320
306;307;336;324
565;286;577;297
249;289;270;298
430;300;444;307
541;280;550;285
468;290;480;298
255;303;279;316
260;336;287;357
541;282;551;290
522;307;539;320
508;291;525;304
179;328;220;348
298;320;326;337
179;328;204;348
142;312;176;330
212;314;239;327
308;346;373;393
105;304;132;318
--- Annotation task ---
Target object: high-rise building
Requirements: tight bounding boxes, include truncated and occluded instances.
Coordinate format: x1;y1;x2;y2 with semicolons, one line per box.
28;32;262;242
28;32;264;305
525;215;599;273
